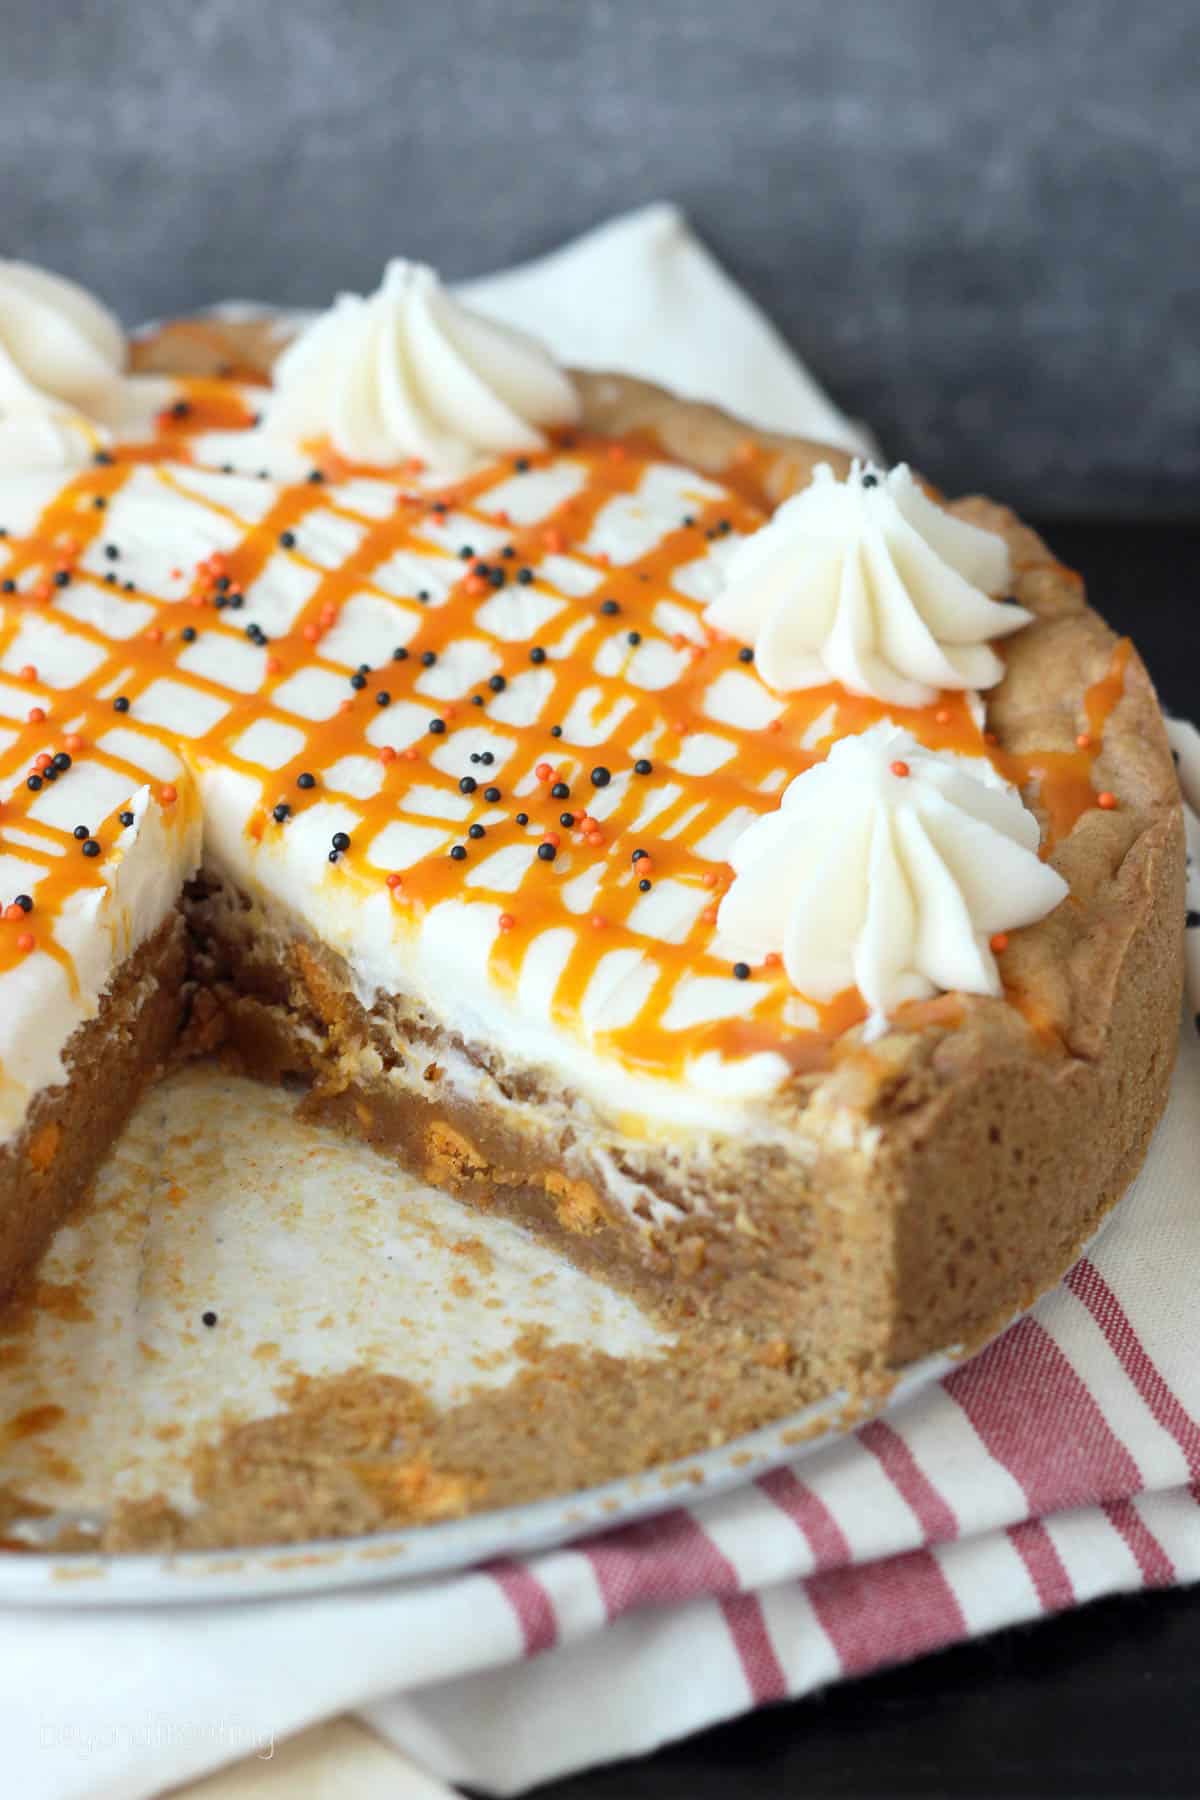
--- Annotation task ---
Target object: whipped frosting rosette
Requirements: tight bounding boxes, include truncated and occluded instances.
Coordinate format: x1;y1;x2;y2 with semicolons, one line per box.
264;259;581;473
717;723;1069;1028
705;460;1031;707
0;260;170;469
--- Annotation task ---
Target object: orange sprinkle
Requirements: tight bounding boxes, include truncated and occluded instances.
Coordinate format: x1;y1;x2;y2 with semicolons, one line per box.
542;528;564;553
493;509;511;527
990;932;1010;954
701;870;717;887
934;708;951;725
301;622;320;642
318;603;338;627
542;831;561;849
586;829;605;848
34;753;52;771
464;574;488;596
4;904;23;921
1097;791;1118;810
27;707;45;724
402;747;420;761
498;912;516;932
606;443;627;463
378;745;397;764
1076;732;1092;749
385;872;404;890
159;784;177;806
535;762;553;782
16;933;34;953
59;535;79;557
890;760;910;777
266;655;282;675
144;626;163;645
701;906;718;925
31;580;50;601
338;699;354;713
590;913;608;929
767;719;782;733
63;733;83;752
764;951;782;968
18;665;36;682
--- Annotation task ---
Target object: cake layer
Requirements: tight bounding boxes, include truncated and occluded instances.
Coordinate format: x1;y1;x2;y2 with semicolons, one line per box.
0;912;188;1297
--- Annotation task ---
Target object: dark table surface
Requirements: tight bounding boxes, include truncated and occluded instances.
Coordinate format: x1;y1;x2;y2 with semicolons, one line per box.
532;518;1200;1800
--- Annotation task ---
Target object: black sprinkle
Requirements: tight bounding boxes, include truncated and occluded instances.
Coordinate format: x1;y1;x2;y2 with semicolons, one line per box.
551;781;570;800
272;803;291;823
118;811;134;828
559;812;575;828
632;848;648;862
26;775;42;791
450;844;467;861
480;751;495;766
488;674;507;693
92;496;107;510
393;646;409;661
1;580;13;593
737;646;754;663
53;570;70;588
421;649;437;667
515;457;530;472
639;878;652;891
515;811;529;826
182;626;197;642
104;543;119;560
733;962;751;980
328;850;340;863
537;842;557;862
501;546;516;560
428;718;446;735
590;766;611;788
73;824;90;840
51;752;71;772
484;786;501;804
307;469;324;484
530;646;547;664
459;776;477;794
82;839;101;858
13;894;32;912
634;759;653;776
113;696;130;713
471;694;485;706
375;691;391;707
331;831;351;852
862;472;879;488
517;568;534;585
350;672;367;690
550;725;563;738
468;823;486;840
1187;911;1200;929
297;771;316;789
279;530;296;548
458;545;474;560
627;631;642;646
600;599;620;616
202;1310;218;1327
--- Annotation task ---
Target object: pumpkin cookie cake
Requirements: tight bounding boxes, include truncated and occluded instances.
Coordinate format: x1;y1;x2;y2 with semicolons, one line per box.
0;259;1184;1538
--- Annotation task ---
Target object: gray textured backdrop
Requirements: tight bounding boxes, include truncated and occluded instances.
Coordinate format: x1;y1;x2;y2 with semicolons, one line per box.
2;0;1196;516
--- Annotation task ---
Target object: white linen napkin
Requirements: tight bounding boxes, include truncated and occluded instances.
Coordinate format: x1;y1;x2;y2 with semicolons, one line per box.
5;206;1195;1800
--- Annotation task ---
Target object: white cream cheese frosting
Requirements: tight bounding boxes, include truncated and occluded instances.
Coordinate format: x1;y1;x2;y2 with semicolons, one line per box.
0;262;172;469
717;722;1068;1027
704;460;1031;707
263;259;581;474
0;776;201;1143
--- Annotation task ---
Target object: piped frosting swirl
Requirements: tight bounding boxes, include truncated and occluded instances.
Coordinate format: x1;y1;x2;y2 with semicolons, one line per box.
717;722;1068;1027
264;259;581;473
704;460;1031;707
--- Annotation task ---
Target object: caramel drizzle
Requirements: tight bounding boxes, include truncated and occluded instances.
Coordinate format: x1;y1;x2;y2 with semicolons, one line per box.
0;398;1130;1080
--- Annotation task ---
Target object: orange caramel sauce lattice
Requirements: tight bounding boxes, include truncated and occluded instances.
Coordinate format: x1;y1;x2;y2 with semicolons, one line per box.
0;397;1130;1077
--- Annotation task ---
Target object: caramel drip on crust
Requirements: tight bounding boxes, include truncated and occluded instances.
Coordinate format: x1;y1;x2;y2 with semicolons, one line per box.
0;398;1131;1080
